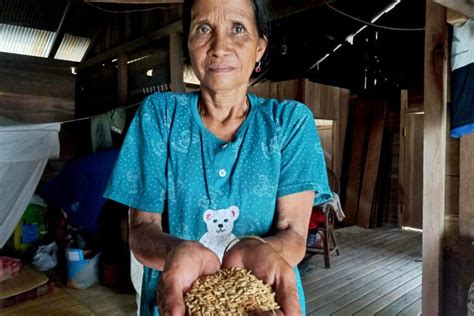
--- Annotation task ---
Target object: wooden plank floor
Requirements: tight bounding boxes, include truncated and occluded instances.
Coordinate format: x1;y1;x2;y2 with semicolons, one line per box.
63;284;137;316
10;226;420;315
300;226;422;316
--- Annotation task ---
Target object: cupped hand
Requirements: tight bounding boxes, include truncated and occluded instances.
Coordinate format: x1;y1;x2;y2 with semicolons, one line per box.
156;240;220;316
221;239;302;316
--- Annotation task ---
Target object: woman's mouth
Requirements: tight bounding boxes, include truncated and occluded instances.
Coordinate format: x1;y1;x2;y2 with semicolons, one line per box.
208;64;235;73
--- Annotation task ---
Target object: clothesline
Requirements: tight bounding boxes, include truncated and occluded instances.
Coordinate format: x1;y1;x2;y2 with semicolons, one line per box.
59;101;140;125
60;82;172;125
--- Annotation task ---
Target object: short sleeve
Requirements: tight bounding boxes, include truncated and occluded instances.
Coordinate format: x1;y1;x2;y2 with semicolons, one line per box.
104;94;169;212
276;102;332;206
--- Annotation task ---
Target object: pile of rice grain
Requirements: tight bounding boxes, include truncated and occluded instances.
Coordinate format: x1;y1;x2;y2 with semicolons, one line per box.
184;267;280;315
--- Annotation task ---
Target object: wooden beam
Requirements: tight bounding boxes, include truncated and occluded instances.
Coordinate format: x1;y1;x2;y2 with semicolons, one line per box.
87;0;182;3
48;0;73;59
434;0;474;17
0;52;78;69
422;1;448;315
117;54;128;106
460;133;474;238
78;20;182;70
169;32;185;92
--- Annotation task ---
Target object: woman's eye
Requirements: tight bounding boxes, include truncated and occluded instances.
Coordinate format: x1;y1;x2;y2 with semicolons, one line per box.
233;24;246;34
198;25;211;34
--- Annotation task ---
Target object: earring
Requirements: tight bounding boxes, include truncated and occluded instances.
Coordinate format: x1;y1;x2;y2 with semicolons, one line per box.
255;61;262;73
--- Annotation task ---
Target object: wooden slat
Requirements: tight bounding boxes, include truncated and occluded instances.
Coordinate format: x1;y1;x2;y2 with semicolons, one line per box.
64;284;136;315
79;20;182;70
446;134;460;176
445;175;459;215
303;80;339;119
312;257;421;315
299;227;424;316
422;1;448;315
330;267;421;316
344;101;369;225
303;229;414;283
117;54;128;106
398;298;422;316
398;90;407;228
169;32;185;92
375;285;422;316
459;133;474;237
305;238;421;298
304;232;420;291
335;89;350;179
354;274;421;315
403;113;424;229
1;288;93;315
459;133;474;315
357;118;385;228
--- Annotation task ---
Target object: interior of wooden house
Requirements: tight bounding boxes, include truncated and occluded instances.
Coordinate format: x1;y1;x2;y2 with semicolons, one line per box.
0;0;473;315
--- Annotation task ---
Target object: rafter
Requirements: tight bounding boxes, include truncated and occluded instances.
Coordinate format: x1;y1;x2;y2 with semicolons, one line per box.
48;0;73;59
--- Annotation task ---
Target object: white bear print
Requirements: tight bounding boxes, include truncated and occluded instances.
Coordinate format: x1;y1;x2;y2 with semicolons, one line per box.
199;206;239;262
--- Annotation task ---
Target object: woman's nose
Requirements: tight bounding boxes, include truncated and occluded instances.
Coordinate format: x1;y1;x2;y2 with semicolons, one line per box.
209;31;231;57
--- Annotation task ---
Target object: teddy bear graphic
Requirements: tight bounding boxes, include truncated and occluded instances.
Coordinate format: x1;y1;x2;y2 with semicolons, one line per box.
199;206;239;262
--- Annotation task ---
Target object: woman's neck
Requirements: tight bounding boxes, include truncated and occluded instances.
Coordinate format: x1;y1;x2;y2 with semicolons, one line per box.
199;85;249;123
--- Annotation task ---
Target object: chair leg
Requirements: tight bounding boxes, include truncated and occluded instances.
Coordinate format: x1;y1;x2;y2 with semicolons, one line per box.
330;229;340;256
323;217;331;268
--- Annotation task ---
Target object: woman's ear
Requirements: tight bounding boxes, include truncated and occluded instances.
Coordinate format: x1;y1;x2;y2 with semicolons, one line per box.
256;36;269;62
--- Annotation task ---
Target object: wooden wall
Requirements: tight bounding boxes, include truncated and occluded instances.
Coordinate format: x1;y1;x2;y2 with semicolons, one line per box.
249;79;350;181
0;53;75;123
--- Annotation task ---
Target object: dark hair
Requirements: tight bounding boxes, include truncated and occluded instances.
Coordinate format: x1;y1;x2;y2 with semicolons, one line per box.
182;0;271;66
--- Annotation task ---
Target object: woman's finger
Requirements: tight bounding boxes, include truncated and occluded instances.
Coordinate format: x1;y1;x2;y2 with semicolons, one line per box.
157;279;186;316
274;277;301;316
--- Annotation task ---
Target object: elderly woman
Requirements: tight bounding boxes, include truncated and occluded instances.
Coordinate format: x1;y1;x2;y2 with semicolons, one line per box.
105;0;331;315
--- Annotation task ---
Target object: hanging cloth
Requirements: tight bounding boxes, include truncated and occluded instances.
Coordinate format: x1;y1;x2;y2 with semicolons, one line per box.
0;117;60;248
450;18;474;138
90;107;126;152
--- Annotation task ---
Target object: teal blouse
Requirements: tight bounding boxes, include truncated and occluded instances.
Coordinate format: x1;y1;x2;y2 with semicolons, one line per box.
104;91;331;315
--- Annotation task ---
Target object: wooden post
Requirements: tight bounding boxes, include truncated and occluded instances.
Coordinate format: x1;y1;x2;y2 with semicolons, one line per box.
422;1;448;315
169;32;185;92
399;90;407;228
117;54;128;107
460;133;474;237
459;133;474;314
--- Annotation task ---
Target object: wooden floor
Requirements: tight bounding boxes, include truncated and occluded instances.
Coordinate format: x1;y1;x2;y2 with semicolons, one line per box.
3;226;422;315
300;226;422;316
63;284;137;315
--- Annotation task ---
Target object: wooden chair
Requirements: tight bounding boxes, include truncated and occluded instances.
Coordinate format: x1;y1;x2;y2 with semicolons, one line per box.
306;168;341;268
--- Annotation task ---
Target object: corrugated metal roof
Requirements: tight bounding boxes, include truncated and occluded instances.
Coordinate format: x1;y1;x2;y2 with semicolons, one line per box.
0;0;63;31
54;34;91;62
0;23;55;57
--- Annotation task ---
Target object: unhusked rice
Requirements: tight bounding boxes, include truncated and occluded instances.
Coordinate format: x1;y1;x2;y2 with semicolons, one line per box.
184;267;280;315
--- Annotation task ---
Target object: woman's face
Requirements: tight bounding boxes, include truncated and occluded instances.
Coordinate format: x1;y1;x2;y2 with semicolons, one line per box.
188;0;268;93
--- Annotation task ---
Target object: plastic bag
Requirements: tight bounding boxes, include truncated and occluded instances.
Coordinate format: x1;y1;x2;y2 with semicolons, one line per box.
32;241;58;271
